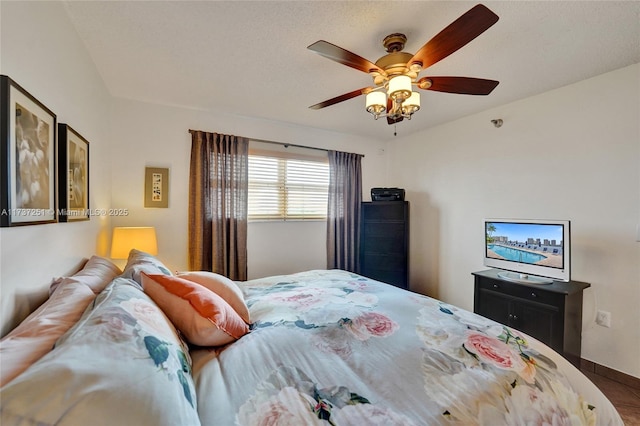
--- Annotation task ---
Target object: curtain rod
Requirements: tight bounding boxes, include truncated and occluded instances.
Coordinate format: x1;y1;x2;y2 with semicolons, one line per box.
250;137;331;153
188;130;364;158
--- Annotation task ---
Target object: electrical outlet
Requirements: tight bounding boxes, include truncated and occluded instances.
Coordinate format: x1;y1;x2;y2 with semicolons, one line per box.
596;310;611;328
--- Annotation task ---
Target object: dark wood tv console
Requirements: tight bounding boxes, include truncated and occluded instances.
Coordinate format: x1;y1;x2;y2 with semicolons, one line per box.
473;269;590;367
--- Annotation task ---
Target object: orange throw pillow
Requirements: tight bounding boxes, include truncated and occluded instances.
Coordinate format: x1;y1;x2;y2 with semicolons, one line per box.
141;273;249;347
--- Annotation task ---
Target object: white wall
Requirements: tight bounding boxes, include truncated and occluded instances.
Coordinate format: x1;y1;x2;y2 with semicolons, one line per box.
387;64;640;378
109;97;388;277
0;1;113;335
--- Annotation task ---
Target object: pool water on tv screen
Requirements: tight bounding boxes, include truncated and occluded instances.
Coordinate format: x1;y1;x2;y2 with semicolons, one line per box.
486;222;565;270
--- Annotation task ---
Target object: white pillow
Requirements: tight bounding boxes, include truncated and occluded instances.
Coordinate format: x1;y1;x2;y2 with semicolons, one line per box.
176;271;250;323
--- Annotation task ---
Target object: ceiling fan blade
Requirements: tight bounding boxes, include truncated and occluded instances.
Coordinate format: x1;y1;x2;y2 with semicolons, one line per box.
418;76;499;95
309;87;369;110
308;40;384;74
409;4;499;69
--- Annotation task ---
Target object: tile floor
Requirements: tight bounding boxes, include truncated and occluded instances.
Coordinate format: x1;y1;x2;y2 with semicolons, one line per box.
582;370;640;425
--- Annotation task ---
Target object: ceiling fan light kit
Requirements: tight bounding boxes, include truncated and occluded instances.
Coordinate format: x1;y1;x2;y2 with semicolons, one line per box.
365;91;387;116
403;92;421;116
308;4;500;126
388;75;413;102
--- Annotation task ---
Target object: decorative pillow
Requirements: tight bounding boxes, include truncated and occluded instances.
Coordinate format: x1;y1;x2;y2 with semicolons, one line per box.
0;278;200;426
0;255;121;387
141;273;249;347
176;271;250;323
0;280;96;387
49;255;122;295
120;249;172;286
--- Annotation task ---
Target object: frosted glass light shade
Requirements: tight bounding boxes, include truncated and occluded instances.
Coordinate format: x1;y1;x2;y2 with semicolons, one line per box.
388;75;412;102
110;227;158;259
365;91;386;115
402;91;421;115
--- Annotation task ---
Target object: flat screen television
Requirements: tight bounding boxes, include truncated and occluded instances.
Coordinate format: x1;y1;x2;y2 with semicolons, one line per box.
483;218;571;284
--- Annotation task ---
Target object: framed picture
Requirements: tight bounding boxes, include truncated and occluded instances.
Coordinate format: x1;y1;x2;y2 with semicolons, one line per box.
58;124;89;221
144;167;169;208
0;75;57;227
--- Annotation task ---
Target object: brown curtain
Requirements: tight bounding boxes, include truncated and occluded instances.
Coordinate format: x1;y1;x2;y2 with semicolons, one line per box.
188;131;248;280
326;150;363;272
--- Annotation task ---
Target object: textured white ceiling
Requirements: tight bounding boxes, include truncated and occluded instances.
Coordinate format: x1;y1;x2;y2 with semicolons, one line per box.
63;1;640;141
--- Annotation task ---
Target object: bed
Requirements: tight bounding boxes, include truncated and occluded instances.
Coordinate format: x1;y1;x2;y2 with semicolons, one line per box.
0;252;623;425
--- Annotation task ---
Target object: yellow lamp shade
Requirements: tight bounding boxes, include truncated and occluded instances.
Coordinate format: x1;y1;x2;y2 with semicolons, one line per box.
110;227;158;259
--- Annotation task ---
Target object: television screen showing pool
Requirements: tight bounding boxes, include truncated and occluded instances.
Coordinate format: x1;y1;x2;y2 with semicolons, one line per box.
483;219;571;282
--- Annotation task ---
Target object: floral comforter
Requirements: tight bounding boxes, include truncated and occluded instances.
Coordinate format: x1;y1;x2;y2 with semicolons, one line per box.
192;270;622;426
0;278;200;426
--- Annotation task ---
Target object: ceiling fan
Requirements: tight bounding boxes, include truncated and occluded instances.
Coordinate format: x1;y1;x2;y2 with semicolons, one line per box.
308;4;500;125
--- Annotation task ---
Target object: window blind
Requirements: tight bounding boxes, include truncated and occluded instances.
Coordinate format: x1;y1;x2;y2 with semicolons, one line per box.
248;152;329;221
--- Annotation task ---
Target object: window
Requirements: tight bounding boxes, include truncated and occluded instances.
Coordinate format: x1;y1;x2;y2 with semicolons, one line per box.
248;147;329;221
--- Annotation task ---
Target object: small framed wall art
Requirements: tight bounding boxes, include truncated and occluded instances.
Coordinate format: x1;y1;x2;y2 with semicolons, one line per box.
0;75;57;227
58;124;89;221
144;167;169;208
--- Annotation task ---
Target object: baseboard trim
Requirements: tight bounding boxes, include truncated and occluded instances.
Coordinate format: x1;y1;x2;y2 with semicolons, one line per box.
581;358;640;390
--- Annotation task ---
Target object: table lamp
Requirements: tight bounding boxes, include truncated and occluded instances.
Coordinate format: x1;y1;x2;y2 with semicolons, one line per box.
110;226;158;259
